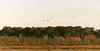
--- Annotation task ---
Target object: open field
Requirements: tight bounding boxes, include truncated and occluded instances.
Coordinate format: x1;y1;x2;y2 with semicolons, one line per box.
0;45;100;49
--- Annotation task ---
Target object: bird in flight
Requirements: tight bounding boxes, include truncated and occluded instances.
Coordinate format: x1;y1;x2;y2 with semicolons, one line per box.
50;17;52;19
46;19;49;21
43;20;45;22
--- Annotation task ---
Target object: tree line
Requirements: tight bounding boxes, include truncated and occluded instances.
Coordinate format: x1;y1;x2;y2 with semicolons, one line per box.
0;26;99;46
0;26;100;38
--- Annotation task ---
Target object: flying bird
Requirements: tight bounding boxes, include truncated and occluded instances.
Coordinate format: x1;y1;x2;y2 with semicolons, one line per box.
43;20;45;22
50;17;52;19
46;19;49;21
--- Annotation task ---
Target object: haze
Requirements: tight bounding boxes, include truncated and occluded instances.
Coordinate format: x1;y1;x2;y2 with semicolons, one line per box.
0;0;100;29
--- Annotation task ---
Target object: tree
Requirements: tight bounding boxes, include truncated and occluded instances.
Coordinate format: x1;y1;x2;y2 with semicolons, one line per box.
19;33;22;39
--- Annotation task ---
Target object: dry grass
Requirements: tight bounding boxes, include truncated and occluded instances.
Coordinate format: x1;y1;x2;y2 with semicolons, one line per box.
0;45;100;49
0;50;100;51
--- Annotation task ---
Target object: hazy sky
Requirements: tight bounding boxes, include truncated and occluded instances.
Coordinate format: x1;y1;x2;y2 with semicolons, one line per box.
0;0;100;29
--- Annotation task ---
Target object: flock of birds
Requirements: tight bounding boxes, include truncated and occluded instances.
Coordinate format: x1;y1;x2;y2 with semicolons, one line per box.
43;17;52;22
42;17;76;22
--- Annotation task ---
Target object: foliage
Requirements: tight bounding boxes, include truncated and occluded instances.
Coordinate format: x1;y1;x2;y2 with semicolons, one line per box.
0;26;99;46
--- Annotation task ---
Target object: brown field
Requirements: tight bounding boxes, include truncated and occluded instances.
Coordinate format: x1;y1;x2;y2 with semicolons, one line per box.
0;45;100;49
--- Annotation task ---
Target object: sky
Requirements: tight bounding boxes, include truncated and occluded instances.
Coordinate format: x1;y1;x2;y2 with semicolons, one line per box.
0;0;100;29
